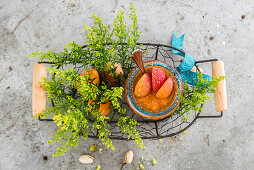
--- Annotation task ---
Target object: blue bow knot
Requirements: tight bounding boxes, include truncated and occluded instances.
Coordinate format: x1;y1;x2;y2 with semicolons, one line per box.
171;33;211;86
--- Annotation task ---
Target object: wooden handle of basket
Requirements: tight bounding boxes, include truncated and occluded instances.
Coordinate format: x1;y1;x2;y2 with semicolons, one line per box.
212;61;227;112
32;64;46;116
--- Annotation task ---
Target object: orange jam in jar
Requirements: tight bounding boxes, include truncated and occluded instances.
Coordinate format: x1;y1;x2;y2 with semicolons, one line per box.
131;65;179;113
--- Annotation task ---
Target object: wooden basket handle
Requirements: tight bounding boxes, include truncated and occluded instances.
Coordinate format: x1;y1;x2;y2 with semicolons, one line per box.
32;64;46;116
212;61;227;112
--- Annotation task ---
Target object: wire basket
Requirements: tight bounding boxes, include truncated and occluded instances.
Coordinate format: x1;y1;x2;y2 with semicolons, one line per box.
38;43;224;140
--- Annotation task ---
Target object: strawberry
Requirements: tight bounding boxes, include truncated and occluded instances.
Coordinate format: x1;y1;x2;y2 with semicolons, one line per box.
134;73;152;97
152;67;167;92
155;77;174;99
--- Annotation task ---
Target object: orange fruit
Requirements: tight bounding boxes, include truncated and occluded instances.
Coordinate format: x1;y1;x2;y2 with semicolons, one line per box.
88;99;111;116
113;63;123;77
80;68;100;86
155;77;174;99
100;63;123;86
152;67;167;92
134;73;152;97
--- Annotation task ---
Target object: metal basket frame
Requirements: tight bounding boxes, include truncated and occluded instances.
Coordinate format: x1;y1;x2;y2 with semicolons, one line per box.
38;43;223;140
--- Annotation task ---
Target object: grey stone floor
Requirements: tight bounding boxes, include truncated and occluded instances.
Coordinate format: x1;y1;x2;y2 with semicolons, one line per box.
1;0;254;169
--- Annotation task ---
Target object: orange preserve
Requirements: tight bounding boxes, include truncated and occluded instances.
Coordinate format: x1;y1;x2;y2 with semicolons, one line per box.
132;65;178;112
137;92;172;110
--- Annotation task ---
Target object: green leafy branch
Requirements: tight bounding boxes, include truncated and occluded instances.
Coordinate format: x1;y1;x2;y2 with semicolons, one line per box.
112;2;142;78
28;2;144;157
175;73;226;122
28;42;89;67
38;67;124;156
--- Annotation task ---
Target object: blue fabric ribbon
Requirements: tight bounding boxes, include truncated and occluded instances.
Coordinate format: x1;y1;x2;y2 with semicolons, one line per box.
171;33;212;86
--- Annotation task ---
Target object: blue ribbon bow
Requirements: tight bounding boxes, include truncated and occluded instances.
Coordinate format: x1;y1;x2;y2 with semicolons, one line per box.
171;33;211;86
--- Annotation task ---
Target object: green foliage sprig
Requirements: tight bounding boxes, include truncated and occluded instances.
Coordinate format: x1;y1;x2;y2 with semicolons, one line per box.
112;3;141;78
40;67;143;156
28;42;89;67
29;3;144;157
82;2;141;78
175;73;226;122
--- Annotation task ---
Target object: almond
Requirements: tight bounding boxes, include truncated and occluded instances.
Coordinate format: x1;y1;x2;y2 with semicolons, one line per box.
125;150;134;164
79;155;94;164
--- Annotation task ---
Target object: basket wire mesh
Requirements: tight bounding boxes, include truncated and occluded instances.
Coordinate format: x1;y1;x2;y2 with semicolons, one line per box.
38;43;223;140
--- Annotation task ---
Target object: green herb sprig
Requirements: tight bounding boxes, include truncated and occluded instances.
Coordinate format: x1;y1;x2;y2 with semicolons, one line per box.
29;3;144;157
175;73;226;122
39;66;143;157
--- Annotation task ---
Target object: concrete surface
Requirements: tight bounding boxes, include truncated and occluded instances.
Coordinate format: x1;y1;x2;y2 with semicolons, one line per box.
1;0;254;169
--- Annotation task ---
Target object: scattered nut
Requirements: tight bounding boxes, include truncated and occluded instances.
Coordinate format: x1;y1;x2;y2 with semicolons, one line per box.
90;144;97;152
125;150;134;164
152;158;157;166
79;155;94;164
